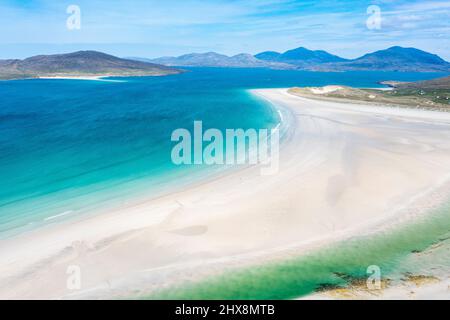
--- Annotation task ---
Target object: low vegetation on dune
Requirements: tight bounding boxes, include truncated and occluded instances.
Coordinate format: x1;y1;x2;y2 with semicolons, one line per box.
289;76;450;111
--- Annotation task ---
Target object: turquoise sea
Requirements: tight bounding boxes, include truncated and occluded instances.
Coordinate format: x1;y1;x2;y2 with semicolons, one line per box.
0;68;447;238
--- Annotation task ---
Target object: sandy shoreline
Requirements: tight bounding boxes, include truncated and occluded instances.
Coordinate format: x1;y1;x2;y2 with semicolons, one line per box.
38;76;108;80
1;89;450;299
36;73;177;81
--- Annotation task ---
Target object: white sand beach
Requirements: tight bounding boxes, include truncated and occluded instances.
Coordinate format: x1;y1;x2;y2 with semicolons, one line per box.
37;75;126;82
1;89;450;299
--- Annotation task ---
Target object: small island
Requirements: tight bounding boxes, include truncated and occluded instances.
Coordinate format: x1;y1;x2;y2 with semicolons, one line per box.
0;51;182;80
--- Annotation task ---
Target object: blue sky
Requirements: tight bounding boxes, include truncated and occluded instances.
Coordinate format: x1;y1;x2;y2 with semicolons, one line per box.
0;0;449;60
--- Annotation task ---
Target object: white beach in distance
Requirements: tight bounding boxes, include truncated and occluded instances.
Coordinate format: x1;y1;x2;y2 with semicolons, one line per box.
37;75;127;82
1;89;450;299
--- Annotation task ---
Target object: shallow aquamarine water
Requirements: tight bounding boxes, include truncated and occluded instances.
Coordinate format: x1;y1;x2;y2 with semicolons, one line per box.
0;68;446;237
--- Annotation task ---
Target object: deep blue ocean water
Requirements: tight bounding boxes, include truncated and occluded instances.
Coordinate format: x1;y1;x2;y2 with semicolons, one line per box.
0;68;446;237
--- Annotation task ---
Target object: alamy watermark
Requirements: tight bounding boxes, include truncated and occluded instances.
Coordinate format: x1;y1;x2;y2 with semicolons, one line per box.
171;121;280;175
66;5;81;30
66;265;82;290
366;265;382;290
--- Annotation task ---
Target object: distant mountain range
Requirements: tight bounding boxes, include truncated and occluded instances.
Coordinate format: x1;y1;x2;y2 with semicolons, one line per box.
2;47;448;80
0;51;182;80
137;46;450;72
132;52;294;69
255;47;347;66
312;46;450;72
